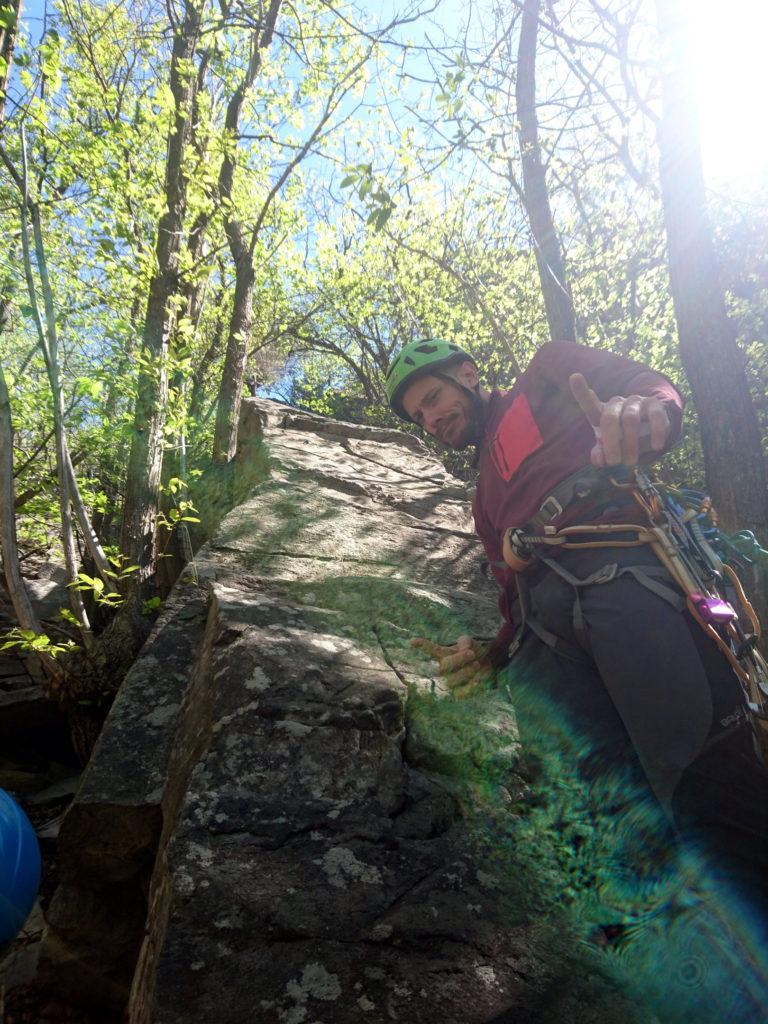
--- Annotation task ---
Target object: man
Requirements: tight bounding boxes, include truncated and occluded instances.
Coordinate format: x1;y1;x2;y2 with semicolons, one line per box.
385;337;768;931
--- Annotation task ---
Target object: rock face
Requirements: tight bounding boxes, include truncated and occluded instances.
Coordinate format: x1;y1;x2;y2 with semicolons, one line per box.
41;400;643;1024
0;584;75;819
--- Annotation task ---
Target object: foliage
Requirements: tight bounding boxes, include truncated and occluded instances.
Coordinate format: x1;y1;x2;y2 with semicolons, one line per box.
0;626;79;657
0;0;766;654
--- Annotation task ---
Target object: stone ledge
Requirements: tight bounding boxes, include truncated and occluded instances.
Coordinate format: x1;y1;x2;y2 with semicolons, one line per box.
39;581;212;1008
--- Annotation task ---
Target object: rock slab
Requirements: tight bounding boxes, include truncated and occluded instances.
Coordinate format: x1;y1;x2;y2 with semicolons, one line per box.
42;400;644;1023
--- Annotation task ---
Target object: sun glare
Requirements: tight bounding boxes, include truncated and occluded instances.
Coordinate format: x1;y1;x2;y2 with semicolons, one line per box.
685;0;768;187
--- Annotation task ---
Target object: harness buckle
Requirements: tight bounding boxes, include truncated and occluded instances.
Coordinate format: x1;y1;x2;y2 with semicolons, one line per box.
538;495;564;522
584;563;618;585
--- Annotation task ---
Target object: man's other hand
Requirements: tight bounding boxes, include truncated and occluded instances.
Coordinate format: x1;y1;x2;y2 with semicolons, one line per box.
569;372;670;467
411;635;495;699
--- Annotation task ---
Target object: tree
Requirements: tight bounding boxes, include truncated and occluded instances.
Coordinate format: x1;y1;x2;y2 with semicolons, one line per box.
654;0;767;534
210;2;418;462
119;0;209;599
0;0;31;639
516;0;576;342
654;0;768;620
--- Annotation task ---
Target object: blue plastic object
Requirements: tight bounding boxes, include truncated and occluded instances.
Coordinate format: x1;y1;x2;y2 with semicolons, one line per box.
0;788;41;944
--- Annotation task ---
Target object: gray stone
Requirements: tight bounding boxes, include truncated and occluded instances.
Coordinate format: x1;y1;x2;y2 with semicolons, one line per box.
0;901;45;991
37;811;65;842
0;769;51;794
38;582;211;1006
28;773;81;804
23;562;68;622
0;658;26;677
42;399;648;1022
0;941;41;989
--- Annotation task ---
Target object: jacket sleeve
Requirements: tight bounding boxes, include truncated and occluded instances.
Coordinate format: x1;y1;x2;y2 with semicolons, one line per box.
472;488;518;668
530;341;685;452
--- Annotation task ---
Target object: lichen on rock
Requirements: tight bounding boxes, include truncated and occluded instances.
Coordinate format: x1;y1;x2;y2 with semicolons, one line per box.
38;399;675;1023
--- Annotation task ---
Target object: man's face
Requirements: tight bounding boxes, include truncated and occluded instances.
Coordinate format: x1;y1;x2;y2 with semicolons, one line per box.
402;368;478;449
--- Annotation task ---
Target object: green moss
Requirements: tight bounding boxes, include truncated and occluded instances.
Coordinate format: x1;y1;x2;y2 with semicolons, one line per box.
402;670;766;1022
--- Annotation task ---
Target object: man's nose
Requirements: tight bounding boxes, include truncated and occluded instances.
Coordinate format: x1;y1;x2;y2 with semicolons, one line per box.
423;409;442;435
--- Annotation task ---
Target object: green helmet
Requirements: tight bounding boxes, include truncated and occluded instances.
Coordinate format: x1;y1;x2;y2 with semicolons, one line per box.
385;339;475;422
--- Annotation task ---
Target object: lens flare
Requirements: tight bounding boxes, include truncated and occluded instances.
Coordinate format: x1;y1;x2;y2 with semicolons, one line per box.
684;0;768;185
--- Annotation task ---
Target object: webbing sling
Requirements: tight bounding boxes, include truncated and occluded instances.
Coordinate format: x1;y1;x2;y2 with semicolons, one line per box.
513;551;685;661
536;554;685;647
513;572;586;664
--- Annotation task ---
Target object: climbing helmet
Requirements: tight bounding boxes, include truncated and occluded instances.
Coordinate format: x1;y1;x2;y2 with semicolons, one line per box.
385;339;475;422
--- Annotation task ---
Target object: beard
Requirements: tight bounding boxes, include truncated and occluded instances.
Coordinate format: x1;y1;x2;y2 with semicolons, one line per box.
441;392;486;450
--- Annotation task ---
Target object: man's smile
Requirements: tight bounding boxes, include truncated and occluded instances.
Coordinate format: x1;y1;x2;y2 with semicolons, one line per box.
439;412;460;442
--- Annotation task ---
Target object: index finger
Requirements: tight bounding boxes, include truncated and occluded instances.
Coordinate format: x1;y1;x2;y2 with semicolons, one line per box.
569;373;603;429
411;637;463;660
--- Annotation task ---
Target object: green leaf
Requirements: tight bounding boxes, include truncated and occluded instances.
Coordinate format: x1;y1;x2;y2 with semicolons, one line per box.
374;207;393;231
58;608;82;627
74;572;105;595
76;377;104;400
0;7;17;30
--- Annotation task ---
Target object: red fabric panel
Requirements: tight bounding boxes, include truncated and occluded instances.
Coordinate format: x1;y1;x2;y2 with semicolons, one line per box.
489;393;543;482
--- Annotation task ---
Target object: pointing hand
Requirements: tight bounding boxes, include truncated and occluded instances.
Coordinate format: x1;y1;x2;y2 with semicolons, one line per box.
568;372;670;467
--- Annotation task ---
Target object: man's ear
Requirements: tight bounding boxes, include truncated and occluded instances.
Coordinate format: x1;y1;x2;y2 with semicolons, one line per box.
455;360;479;389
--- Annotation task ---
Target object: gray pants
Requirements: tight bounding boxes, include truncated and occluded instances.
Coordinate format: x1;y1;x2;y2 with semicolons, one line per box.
504;540;768;916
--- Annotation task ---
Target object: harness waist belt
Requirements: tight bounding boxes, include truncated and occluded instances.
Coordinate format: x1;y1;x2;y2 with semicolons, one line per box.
526;466;614;532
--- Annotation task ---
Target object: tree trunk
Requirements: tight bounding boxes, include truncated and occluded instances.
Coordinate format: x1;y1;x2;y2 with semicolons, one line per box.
212;0;282;464
516;0;577;343
0;135;98;644
0;316;39;635
655;0;768;628
655;0;768;534
0;0;21;125
0;7;25;617
0;320;64;688
213;259;256;463
120;0;208;591
188;304;225;423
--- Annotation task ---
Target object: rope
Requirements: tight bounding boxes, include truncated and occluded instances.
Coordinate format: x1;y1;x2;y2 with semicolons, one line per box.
506;472;768;725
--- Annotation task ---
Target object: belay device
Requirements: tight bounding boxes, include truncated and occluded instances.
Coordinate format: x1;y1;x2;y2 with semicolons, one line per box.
502;467;768;752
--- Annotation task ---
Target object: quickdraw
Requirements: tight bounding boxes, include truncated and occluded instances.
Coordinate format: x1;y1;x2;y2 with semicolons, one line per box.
502;468;768;749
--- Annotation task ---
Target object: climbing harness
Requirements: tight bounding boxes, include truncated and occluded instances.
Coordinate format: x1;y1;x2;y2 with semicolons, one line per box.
502;467;768;746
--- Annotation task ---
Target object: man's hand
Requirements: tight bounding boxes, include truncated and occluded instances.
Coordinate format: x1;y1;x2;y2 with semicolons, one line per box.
411;635;494;699
569;372;671;467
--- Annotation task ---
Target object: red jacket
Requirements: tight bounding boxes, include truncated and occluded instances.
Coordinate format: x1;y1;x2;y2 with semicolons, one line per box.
472;342;685;665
